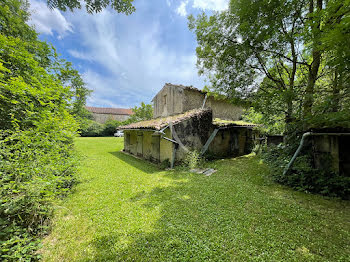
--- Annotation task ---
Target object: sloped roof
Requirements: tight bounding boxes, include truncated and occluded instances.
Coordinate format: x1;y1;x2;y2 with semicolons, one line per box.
119;109;211;130
86;106;133;115
213;118;258;128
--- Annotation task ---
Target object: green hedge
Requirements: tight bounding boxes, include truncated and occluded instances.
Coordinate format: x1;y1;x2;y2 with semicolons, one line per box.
0;127;78;260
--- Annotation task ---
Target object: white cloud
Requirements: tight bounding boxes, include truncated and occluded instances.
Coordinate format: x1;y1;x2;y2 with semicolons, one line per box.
68;50;92;61
176;1;188;17
64;8;204;108
192;0;229;11
166;0;171;7
28;0;73;38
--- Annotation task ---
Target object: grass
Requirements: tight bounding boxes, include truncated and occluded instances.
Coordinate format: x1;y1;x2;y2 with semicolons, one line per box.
41;137;350;261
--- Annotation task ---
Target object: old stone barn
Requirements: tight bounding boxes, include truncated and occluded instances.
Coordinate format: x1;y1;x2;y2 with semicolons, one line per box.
120;84;257;166
86;106;133;124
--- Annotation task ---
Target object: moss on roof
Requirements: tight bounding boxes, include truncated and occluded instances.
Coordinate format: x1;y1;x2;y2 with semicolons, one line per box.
120;109;211;130
213;118;257;127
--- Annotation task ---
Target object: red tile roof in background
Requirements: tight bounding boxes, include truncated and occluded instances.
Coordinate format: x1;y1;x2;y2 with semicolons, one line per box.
86;106;134;115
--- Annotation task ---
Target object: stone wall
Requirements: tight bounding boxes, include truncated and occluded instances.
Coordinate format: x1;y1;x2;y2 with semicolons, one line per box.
123;129;173;164
313;135;340;173
183;89;243;120
153;85;184;118
173;110;212;161
206;97;243;120
153;84;243;120
91;113;131;124
208;128;255;158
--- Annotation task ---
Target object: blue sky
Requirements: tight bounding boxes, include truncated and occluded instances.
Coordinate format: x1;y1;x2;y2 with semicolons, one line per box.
28;0;229;108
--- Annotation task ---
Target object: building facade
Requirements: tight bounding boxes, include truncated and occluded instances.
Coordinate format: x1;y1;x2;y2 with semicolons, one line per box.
152;83;243;120
86;107;133;124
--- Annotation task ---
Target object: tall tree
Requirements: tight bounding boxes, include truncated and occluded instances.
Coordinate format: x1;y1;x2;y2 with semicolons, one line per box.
128;102;153;123
189;0;350;132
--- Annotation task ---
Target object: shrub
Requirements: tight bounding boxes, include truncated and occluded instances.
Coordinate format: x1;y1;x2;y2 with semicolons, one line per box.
262;144;350;199
0;126;78;260
80;120;104;137
183;150;204;169
0;1;81;259
102;119;121;136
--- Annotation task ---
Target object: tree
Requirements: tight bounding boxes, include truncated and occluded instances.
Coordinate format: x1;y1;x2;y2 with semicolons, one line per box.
46;0;135;14
189;0;350;133
127;102;153;123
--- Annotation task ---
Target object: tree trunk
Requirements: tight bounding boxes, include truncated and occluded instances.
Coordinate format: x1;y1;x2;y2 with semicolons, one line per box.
303;0;323;119
332;69;341;112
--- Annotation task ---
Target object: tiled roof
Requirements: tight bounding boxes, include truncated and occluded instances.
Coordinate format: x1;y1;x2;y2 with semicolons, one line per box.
86;106;133;115
213;118;258;128
119;109;211;130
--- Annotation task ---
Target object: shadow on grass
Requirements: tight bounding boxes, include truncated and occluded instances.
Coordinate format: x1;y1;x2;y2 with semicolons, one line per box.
90;156;350;261
108;151;160;174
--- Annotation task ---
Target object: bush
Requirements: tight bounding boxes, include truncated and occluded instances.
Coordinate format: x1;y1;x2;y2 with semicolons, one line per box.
262;144;350;199
80;120;104;137
183;150;204;169
102;119;121;136
79;119;122;137
0;127;78;260
0;1;81;259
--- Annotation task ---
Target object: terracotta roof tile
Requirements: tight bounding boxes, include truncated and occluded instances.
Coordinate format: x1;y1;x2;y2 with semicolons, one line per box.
119;109;210;130
86;106;133;115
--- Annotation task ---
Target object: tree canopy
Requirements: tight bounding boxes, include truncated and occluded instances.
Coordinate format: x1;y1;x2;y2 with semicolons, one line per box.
46;0;135;14
189;0;350;133
128;102;153;123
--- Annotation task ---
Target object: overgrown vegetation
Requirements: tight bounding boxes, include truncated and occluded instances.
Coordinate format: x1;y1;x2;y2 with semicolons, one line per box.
0;0;88;259
189;0;350;196
80;119;121;137
261;144;350;199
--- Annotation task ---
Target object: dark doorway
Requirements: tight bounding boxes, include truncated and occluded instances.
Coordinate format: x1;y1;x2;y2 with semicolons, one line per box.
339;136;350;176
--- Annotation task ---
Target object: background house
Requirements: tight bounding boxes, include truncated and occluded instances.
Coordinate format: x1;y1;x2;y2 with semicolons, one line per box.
86;106;133;124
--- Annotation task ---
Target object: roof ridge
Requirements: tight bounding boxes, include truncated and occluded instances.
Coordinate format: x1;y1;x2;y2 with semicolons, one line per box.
85;106;134;115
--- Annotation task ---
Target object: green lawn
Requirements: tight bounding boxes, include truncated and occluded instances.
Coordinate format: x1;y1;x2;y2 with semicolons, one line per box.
41;137;350;261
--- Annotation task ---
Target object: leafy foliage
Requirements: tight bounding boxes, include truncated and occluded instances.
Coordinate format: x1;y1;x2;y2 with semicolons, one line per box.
46;0;135;14
80;120;104;137
79;118;122;137
189;0;350;130
0;128;78;260
242;107;285;135
126;102;153;124
183;150;204;169
262;144;350;199
0;0;88;259
190;0;350;195
102;119;121;136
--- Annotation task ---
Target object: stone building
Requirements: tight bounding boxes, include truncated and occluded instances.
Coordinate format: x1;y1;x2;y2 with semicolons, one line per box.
86;106;133;124
310;128;350;176
152;83;243;120
119;84;257;166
